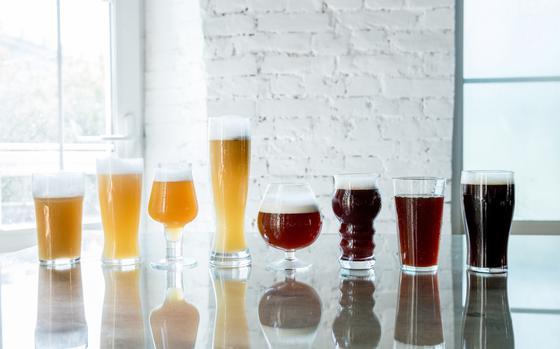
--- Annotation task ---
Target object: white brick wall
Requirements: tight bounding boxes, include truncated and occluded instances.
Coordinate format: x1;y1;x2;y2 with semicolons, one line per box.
145;0;455;234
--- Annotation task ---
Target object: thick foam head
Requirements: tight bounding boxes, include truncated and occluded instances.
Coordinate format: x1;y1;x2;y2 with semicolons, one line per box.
96;157;143;175
32;172;84;198
334;174;379;190
260;185;320;214
461;171;514;185
208;115;250;140
153;164;193;182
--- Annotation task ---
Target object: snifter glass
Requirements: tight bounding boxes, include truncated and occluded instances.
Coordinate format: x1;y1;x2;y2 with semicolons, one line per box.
257;183;323;270
393;177;446;272
148;163;199;269
32;172;84;266
461;170;515;274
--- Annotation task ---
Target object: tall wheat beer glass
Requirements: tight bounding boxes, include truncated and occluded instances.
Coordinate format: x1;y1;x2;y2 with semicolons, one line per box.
97;157;143;265
33;172;84;266
209;116;251;268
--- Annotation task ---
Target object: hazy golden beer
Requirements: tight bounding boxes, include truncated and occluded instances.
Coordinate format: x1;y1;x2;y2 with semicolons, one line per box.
209;116;251;266
32;172;84;265
149;164;199;268
97;158;143;265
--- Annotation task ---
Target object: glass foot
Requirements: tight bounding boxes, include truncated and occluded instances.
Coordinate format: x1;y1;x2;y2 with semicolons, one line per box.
339;258;375;270
39;257;80;267
401;264;438;273
210;249;251;268
151;257;197;270
268;257;311;271
102;257;141;266
467;265;507;274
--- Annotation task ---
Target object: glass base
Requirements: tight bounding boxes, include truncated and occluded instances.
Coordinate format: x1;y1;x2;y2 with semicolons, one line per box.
151;257;197;270
339;258;375;270
102;257;141;266
210;249;251;268
268;258;310;271
340;268;376;280
39;257;80;267
401;264;438;273
467;264;507;274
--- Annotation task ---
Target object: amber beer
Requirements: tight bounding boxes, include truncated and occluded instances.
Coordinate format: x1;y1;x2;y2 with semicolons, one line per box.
32;172;84;265
209;116;251;267
97;158;143;265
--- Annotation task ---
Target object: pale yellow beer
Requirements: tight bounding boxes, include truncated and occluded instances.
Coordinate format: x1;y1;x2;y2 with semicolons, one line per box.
209;116;251;262
32;172;84;265
97;158;143;264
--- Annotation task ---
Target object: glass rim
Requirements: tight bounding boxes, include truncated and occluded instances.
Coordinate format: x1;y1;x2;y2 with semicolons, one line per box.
461;170;514;175
156;161;192;169
392;176;446;181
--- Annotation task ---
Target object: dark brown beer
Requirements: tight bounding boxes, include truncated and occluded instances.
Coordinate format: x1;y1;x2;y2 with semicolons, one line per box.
332;188;382;263
462;183;515;271
258;211;322;251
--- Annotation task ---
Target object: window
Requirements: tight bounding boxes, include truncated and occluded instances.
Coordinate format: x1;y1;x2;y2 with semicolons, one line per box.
454;0;560;234
0;0;143;235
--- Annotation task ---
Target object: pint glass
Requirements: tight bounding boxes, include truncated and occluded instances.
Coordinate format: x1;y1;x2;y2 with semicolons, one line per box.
209;116;251;267
461;170;515;273
97;157;143;265
33;172;84;266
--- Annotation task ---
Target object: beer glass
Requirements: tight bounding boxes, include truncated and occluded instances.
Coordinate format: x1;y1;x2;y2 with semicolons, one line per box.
258;274;322;348
332;173;382;270
148;163;199;269
32;172;84;266
461;170;515;274
257;183;322;270
97;157;143;265
394;271;444;349
393;177;445;272
209;116;251;268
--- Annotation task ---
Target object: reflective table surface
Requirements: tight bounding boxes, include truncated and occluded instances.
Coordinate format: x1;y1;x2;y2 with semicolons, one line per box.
1;230;559;348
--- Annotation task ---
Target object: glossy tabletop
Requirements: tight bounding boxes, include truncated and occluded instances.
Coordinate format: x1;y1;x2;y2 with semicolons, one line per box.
1;229;559;348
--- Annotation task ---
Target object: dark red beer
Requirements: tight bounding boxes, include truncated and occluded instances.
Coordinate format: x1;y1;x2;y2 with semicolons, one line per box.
395;195;444;269
257;211;322;251
462;184;515;271
332;188;381;262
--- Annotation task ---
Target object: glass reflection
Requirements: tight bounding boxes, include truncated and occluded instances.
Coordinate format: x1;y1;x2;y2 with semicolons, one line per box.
394;271;444;349
150;268;200;348
258;272;322;349
35;264;88;349
101;266;145;349
332;271;381;348
462;272;514;349
211;268;251;349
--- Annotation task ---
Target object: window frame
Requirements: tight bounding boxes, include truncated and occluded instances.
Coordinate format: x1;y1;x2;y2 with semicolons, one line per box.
452;0;560;235
0;0;144;243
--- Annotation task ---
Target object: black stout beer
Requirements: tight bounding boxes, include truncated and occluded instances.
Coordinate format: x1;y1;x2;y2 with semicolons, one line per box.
461;171;515;273
462;272;514;349
332;174;381;270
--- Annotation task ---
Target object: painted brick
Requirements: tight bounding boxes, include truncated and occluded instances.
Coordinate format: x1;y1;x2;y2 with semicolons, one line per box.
258;13;331;32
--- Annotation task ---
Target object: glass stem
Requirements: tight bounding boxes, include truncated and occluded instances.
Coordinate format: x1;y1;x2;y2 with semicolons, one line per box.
165;227;183;261
285;250;296;261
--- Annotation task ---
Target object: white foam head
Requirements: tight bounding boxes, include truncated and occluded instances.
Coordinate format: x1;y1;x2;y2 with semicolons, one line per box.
208;115;250;140
461;170;514;185
96;157;143;175
259;184;320;214
153;163;193;182
32;172;84;198
334;173;379;190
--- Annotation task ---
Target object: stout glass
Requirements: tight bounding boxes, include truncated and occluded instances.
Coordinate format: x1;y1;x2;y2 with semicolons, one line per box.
209;116;251;268
33;172;84;266
393;177;446;272
332;173;381;270
461;170;515;274
258;183;322;270
97;157;143;265
148;163;198;269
